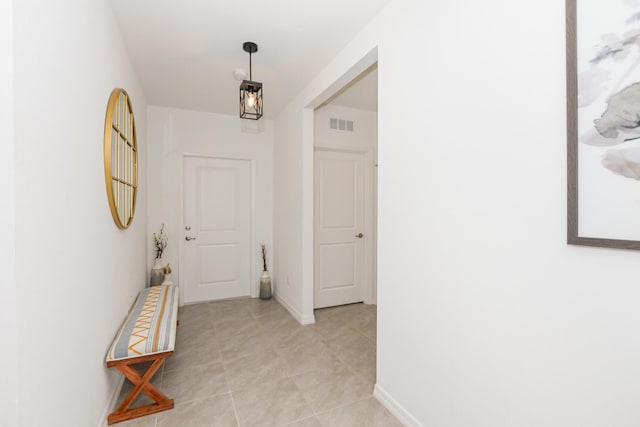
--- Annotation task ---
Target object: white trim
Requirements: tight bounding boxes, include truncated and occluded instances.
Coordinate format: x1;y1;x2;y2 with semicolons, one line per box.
275;292;315;325
0;0;18;425
301;108;315;320
374;384;423;427
97;375;125;427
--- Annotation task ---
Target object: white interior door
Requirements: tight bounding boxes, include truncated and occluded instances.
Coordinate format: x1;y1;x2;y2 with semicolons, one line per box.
314;149;366;309
183;157;251;303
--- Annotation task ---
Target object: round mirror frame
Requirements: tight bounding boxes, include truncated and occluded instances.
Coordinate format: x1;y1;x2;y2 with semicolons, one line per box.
104;88;138;229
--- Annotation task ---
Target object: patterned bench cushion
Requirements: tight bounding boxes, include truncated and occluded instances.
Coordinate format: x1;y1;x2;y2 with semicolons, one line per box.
106;285;179;362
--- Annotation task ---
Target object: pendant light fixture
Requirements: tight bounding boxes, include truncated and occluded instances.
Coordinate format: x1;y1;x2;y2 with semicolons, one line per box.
239;42;263;120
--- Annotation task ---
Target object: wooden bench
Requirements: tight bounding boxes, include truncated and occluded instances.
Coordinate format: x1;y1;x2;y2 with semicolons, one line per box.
105;285;179;424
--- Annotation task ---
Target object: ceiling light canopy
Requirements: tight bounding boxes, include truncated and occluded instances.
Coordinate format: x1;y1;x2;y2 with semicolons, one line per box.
239;42;263;120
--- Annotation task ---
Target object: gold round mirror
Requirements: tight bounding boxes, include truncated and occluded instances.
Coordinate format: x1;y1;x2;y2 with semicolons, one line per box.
104;88;138;229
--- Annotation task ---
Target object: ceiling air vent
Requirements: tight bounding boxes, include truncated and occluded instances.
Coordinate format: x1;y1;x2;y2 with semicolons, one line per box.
329;117;354;132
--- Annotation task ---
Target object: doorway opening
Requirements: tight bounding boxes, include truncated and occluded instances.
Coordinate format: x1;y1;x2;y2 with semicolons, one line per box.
313;63;378;310
311;62;378;393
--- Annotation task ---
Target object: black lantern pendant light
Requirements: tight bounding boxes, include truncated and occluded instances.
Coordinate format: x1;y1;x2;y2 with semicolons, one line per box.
239;42;263;120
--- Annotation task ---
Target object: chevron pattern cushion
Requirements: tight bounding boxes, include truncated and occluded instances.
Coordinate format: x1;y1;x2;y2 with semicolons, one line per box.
106;285;179;362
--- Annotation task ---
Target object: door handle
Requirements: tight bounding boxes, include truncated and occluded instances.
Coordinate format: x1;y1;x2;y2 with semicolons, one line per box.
355;233;364;238
185;236;197;241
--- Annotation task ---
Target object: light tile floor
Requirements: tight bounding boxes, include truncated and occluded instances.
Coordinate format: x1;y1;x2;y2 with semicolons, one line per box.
115;298;401;426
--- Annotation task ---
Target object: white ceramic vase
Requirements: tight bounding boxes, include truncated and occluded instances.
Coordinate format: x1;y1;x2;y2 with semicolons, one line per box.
259;271;272;300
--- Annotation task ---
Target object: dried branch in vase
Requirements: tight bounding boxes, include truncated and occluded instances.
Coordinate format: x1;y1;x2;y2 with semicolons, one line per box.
261;244;268;272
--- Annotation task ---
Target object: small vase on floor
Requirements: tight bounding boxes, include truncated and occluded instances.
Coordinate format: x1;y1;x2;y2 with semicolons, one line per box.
259;271;272;300
150;258;165;286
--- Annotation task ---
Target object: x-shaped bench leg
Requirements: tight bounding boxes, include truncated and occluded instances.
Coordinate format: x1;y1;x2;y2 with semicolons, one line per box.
107;355;174;424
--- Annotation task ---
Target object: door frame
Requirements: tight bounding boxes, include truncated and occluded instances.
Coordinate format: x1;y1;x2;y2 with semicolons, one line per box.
299;48;379;321
179;154;257;304
314;146;376;306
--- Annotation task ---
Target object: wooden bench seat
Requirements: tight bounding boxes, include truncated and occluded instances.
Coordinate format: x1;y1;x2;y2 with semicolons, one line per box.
106;285;179;424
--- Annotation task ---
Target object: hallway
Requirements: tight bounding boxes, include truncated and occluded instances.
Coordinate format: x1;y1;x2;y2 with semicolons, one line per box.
117;299;400;426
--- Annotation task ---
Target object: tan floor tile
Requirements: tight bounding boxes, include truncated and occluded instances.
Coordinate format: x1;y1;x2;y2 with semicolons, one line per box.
219;332;276;362
246;299;290;319
292;365;372;413
162;362;229;404
214;316;263;340
224;349;291;391
324;329;375;366
165;333;223;372
179;303;217;327
209;298;255;319
315;397;402;427
232;377;313;427
281;416;323;426
279;340;345;377
156;394;238;427
314;304;369;324
307;316;359;340
176;324;217;348
345;350;376;389
113;414;157;427
176;323;217;348
254;312;299;336
270;322;324;349
143;298;397;425
348;313;376;338
361;328;376;342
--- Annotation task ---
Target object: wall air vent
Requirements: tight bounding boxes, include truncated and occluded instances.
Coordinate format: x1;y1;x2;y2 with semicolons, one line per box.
329;117;354;132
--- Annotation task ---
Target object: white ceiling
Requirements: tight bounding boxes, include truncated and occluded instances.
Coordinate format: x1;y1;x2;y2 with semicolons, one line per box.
109;0;390;119
329;66;378;112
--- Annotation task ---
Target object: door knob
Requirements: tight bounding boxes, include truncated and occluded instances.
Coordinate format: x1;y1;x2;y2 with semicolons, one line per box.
355;233;364;238
185;236;196;241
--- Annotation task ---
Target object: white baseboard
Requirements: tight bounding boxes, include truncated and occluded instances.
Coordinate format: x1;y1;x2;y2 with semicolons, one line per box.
274;293;315;325
374;384;423;427
97;375;125;427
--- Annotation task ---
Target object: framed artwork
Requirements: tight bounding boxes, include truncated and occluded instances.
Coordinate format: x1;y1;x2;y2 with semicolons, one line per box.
567;0;640;249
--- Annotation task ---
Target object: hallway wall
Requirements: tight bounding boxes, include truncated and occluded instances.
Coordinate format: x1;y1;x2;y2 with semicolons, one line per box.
273;102;308;321
314;104;377;151
146;107;274;300
0;0;18;425
12;0;147;425
274;0;640;425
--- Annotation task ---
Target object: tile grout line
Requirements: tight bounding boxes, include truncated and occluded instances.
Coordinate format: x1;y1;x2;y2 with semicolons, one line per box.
164;390;233;407
219;350;241;427
228;384;241;426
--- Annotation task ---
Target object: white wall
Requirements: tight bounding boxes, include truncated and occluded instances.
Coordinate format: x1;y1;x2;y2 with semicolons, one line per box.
0;0;18;426
314;104;377;151
273;102;308;321
12;0;147;425
147;107;273;300
274;0;640;425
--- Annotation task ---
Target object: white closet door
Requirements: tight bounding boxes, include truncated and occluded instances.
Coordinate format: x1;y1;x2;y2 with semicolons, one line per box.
314;149;366;308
